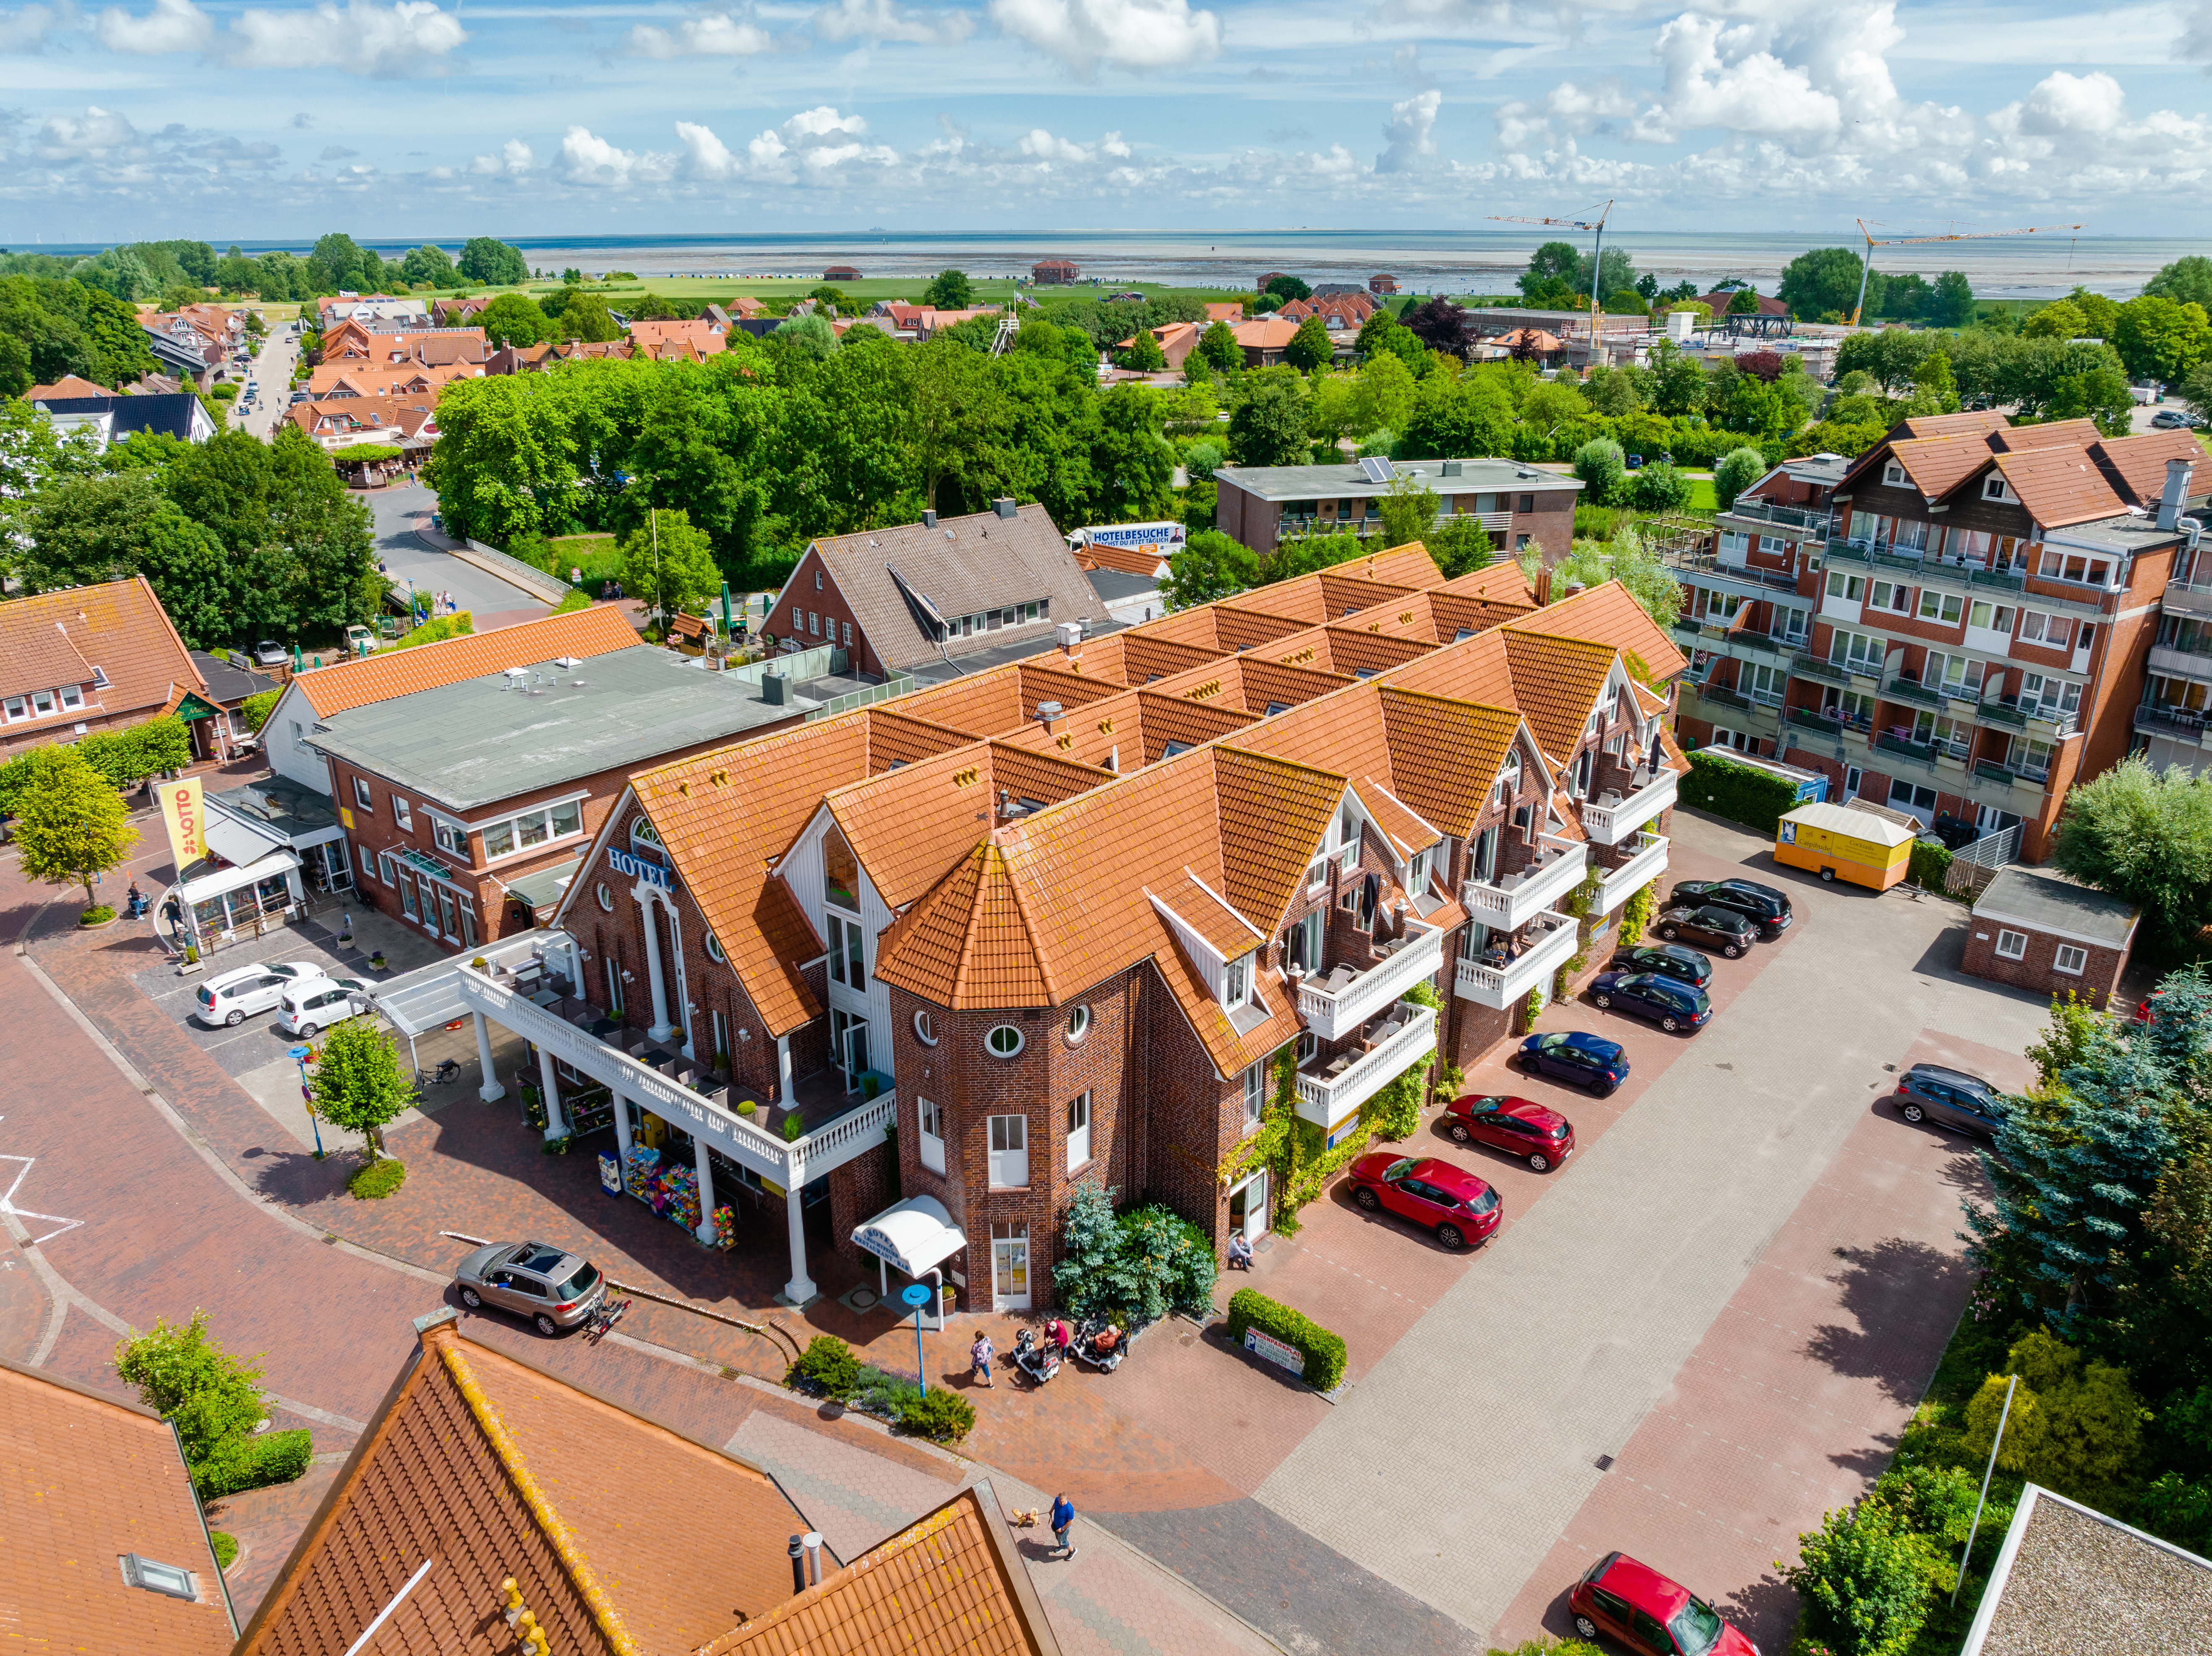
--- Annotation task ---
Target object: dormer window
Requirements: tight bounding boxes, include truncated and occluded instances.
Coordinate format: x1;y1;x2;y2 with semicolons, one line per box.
1407;847;1432;896
1223;952;1252;1008
1983;475;2014;502
822;826;860;913
1883;461;1907;487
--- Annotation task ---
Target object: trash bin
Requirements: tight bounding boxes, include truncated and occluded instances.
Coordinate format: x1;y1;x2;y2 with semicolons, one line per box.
597;1151;622;1195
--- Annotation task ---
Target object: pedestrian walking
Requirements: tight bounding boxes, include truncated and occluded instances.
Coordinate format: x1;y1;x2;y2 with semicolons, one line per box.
970;1331;995;1389
1049;1493;1076;1558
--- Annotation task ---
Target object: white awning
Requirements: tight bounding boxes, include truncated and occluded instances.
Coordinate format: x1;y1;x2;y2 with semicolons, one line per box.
203;806;291;869
177;849;301;905
850;1195;966;1277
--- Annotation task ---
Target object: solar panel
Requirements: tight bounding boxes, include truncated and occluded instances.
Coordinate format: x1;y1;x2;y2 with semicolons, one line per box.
1359;456;1395;484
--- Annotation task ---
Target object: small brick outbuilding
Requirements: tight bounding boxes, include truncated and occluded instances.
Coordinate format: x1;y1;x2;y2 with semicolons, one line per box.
1962;868;2139;1008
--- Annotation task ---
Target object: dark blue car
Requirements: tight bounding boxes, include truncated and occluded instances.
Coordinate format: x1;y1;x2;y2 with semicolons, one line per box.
1589;971;1712;1033
1518;1031;1629;1095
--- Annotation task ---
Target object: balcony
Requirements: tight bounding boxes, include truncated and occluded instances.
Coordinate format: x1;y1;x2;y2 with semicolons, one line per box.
1977;698;2029;730
1791;651;1850;688
1719;498;1832;536
1660;545;1805;596
1875;730;1939;771
2149;643;2212;685
1596;830;1669;914
1294;999;1438;1131
1296;919;1445;1043
1580;765;1679;845
1453;910;1580;1010
1788;705;1844;735
2135;703;2212;745
2165;579;2212;618
1461;834;1588;933
1881;676;1946;711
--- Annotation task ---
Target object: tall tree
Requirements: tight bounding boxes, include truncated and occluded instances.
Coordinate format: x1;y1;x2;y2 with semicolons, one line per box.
2147;255;2212;311
12;745;137;912
309;1020;416;1160
1777;247;1878;320
922;268;974;309
1401;296;1476;359
622;507;724;621
476;293;550;347
400;244;459;289
457;237;528;286
1227;375;1309;466
2053;757;2212;959
1284;314;1333;373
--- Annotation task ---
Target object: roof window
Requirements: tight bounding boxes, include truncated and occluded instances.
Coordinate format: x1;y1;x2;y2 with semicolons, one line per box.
119;1555;198;1601
1883;461;1907;487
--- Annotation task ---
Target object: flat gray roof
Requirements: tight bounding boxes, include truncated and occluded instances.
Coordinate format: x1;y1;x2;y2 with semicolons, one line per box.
209;774;339;834
1975;867;2139;947
1215;458;1581;503
2042;510;2185;557
310;647;816;810
1087;568;1160;602
1965;1487;2212;1655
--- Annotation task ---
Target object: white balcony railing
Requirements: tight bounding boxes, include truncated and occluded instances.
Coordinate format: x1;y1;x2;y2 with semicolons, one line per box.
1579;766;1680;846
1595;831;1669;914
1293;1000;1439;1131
1296;920;1445;1043
1453;910;1580;1009
1460;834;1589;933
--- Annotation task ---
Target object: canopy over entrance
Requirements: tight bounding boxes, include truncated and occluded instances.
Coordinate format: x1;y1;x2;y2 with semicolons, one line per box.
852;1195;966;1277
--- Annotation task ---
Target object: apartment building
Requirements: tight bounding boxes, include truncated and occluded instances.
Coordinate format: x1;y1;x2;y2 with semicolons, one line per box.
471;552;1682;1310
1666;411;2205;857
2134;527;2212;776
1214;456;1581;562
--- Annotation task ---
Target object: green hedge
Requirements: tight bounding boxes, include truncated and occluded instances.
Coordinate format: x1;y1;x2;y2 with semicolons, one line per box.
1908;839;1953;890
1678;750;1801;835
348;1158;406;1198
897;1387;976;1442
1226;1287;1346;1392
193;1427;312;1500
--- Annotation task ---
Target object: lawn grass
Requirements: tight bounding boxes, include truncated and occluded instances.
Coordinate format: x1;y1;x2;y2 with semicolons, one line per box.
547;534;622;589
1685;478;1717;511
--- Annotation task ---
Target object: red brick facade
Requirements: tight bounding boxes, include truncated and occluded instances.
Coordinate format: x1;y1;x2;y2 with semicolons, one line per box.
767;549;872;677
1960;922;2131;1008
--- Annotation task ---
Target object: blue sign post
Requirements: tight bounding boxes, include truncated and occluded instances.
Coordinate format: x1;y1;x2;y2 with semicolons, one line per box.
900;1283;932;1400
289;1044;324;1157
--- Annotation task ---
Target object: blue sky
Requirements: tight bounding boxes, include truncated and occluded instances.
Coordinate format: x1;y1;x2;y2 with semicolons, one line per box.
7;0;2212;241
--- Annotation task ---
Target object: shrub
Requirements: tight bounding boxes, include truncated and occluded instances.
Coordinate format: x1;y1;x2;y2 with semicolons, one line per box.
1779;1498;1935;1656
348;1157;406;1199
897;1387;976;1442
386;613;474;652
1619;880;1656;946
789;1335;860;1400
193;1427;313;1500
2134;1471;2212;1554
1571;437;1627;506
1362;1063;1426;1140
1184;438;1226;480
1225;1287;1347;1391
1486;1643;1602;1656
1109;1203;1219;1322
1054;1181;1122;1318
1907;839;1952;891
1963;1328;2148;1503
782;1110;805;1142
239;688;282;732
1679;750;1800;834
848;1364;913;1417
115;1312;267;1463
80;904;115;924
209;1531;238;1569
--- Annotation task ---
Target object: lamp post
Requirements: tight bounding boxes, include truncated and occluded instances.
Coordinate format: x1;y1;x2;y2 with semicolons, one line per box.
290;1043;325;1157
900;1282;932;1400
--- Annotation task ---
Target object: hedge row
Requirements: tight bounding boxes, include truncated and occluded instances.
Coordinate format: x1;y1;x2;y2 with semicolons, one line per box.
1908;839;1954;890
1677;750;1801;836
193;1427;313;1500
1225;1288;1347;1392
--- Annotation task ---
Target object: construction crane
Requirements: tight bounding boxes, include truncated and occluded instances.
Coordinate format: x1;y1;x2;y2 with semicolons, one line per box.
1488;200;1614;344
1849;218;2086;327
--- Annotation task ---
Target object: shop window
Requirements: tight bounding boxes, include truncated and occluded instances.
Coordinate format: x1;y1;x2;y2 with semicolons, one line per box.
987;1114;1028;1187
1064;1004;1091;1044
1067;1091;1091;1170
2054;944;2087;976
919;1096;945;1173
353;777;373;811
1995;929;2027;960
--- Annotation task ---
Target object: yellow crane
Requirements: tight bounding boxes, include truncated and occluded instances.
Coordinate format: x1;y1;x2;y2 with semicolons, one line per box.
1489;200;1614;343
1849;218;2085;326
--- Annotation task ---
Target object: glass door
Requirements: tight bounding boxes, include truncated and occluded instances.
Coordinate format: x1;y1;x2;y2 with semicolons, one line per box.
990;1222;1030;1310
1228;1171;1269;1242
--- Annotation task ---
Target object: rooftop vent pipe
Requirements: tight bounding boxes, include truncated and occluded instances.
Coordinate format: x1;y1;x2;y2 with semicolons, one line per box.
994;497;1019;519
2159;457;2195;531
1036;700;1063;725
921;510;937;529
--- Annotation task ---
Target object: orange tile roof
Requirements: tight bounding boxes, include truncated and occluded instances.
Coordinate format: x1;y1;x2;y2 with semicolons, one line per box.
1992;444;2127;528
999;687;1257;768
0;1359;234;1656
1894;410;2009;440
1073;539;1173;577
0;575;205;724
1888;433;2005;500
1149;866;1268;956
1147;653;1352;715
2091;428;2208;504
1433;560;1537;605
697;1483;1059;1656
292;606;642;718
1989;418;2104;453
1497;631;1621;761
1508;581;1688;682
237;1318;808;1656
895;661;1118;739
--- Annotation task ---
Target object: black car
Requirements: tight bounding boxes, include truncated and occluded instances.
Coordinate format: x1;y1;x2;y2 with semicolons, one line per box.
1653;904;1757;957
1608;943;1713;988
1518;1031;1630;1096
1894;1063;2006;1137
1589;972;1713;1032
1669;878;1792;937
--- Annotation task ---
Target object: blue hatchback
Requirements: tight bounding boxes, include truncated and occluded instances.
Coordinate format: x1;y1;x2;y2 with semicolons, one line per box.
1589;971;1712;1033
1518;1031;1630;1095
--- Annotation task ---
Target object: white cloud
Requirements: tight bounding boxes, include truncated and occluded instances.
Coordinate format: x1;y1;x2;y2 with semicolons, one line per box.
812;0;974;45
37;104;142;159
559;124;676;187
226;0;465;73
675;120;737;176
97;0;212;54
988;0;1221;77
626;12;773;57
470;137;533;174
1;0;70;50
1376;86;1440;172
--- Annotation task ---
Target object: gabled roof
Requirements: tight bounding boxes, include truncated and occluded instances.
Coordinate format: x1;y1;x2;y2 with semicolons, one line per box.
1145;652;1352;716
797;505;1111;674
1504;581;1687;684
1989;419;2104;453
1885;433;2006;500
1892;409;2009;441
289;607;642;718
1989;445;2128;528
0;576;204;720
893;660;1118;739
998;686;1258;768
0;1357;235;1656
2089;428;2207;504
234;1316;811;1656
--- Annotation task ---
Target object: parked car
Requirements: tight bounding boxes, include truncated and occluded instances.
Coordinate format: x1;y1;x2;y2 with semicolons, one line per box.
453;1240;607;1336
252;640;289;667
275;974;376;1038
1518;1031;1629;1095
1894;1062;2006;1137
1669;878;1792;937
1442;1094;1575;1171
1607;942;1712;988
1344;1155;1502;1250
1590;971;1712;1032
1571;1552;1758;1656
1625;452;1645;469
192;960;325;1027
1652;904;1758;957
2152;409;2199;429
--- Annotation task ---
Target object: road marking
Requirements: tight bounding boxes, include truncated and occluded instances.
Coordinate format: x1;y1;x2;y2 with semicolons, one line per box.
0;1153;84;1246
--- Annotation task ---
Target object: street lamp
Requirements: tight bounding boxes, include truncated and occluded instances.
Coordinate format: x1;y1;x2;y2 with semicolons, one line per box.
900;1283;932;1400
290;1043;324;1157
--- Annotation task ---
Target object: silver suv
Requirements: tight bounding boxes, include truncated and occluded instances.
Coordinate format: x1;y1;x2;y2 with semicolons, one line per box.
454;1241;606;1336
1893;1063;2005;1138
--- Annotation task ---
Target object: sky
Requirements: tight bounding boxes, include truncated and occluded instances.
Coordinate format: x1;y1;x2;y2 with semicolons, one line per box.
8;0;2212;242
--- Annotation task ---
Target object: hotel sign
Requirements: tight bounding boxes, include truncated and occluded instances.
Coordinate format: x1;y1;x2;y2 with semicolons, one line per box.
606;847;671;892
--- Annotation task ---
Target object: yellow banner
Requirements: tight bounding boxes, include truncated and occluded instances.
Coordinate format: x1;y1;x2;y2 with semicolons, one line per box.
155;776;206;869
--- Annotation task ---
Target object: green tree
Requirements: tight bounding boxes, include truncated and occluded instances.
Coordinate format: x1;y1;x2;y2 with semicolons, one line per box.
115;1311;268;1465
2115;295;2212;385
1713;445;1766;511
1427;516;1494;579
2022;299;2091;341
1645;339;1707;416
1401;370;1518;458
1552;524;1683;628
1161;528;1261;609
476;293;550;347
1519;240;1583;302
1572;436;1627;505
1285;313;1334;373
77;717;191;789
1930;271;1977;326
12;745;136;911
1198;320;1243;373
559;292;623;343
18;471;234;646
1962;1328;2150;1503
1054;1180;1123;1318
309;1019;415;1159
1264;274;1311;304
1092;382;1176;521
1119;327;1167;372
622;508;724;620
1376;471;1440;548
1228;375;1310;466
1602;288;1648;316
400;244;459;289
457;237;528;286
1780;1499;1933;1656
1726;287;1761;316
1627;458;1691;512
2146;255;2212;310
1348;350;1417;439
1778;247;1878;320
771;312;838;359
2053;757;2212;959
922;268;974;309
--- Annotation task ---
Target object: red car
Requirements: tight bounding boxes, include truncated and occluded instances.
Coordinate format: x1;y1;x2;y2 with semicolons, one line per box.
1570;1552;1758;1656
1443;1094;1575;1172
1345;1155;1502;1250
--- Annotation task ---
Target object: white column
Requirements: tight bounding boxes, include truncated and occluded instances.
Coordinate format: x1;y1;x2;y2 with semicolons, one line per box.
776;1034;793;1103
611;1090;633;1161
537;1042;567;1140
693;1135;718;1245
783;1185;816;1304
474;1011;503;1102
637;887;675;1042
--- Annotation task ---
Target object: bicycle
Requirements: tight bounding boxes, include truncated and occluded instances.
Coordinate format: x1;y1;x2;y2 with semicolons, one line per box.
584;1297;632;1341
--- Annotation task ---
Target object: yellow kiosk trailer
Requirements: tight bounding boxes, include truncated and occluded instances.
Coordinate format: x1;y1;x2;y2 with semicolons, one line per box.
1774;801;1916;890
